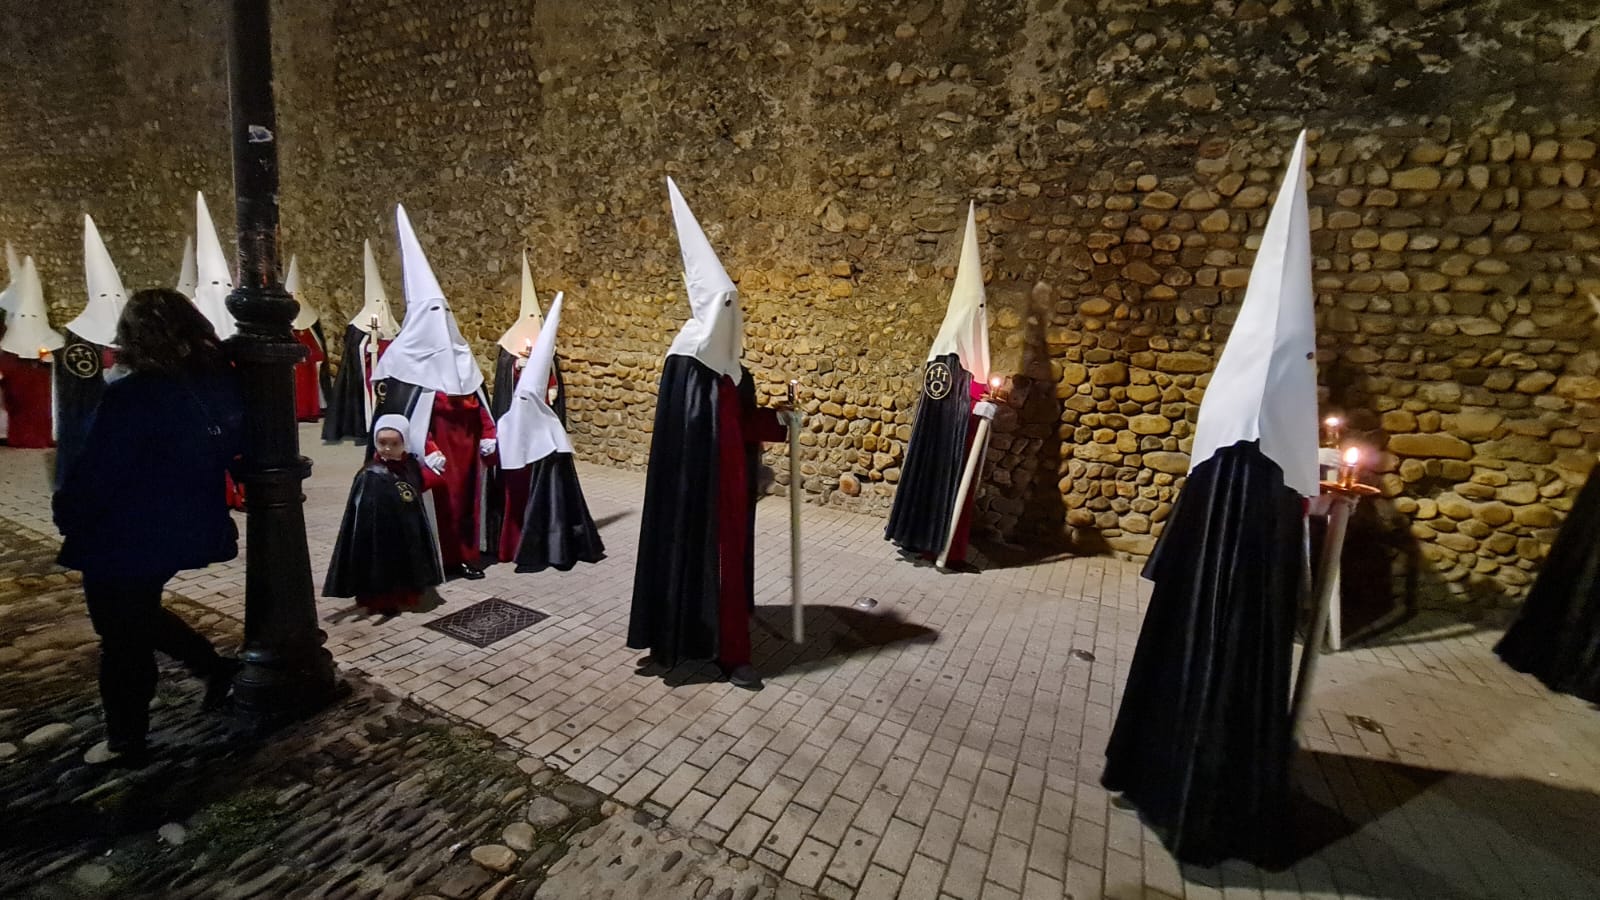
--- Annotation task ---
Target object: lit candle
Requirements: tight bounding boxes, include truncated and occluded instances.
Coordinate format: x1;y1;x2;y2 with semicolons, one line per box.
988;375;1004;399
1338;445;1361;489
1318;413;1344;445
369;314;379;330
37;346;48;362
524;337;533;357
787;379;798;406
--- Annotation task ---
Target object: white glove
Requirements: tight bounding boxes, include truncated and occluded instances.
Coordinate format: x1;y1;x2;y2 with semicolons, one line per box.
973;400;1000;420
777;409;800;429
424;451;447;474
479;438;498;457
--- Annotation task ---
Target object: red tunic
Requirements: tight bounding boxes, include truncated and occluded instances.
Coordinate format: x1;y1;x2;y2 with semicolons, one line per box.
358;445;445;614
292;328;325;422
428;392;497;569
0;352;54;448
713;376;786;668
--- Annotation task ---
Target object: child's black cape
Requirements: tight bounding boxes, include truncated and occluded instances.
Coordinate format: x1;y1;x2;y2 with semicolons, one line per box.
323;456;444;597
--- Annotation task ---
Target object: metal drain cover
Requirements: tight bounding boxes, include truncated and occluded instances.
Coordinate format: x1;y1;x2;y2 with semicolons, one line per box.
425;598;549;648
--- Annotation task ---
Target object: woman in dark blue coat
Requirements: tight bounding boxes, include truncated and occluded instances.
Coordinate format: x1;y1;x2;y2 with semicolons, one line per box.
53;288;244;764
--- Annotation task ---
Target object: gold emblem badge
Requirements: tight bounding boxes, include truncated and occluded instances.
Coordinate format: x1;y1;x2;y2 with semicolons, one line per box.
374;380;389;403
395;481;417;503
924;361;953;401
64;343;101;379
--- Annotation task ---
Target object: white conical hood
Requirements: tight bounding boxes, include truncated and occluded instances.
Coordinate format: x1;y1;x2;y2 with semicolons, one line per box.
371;204;484;395
175;236;197;299
285;255;319;330
1;257;65;356
0;241;20;317
69;215;128;346
193;192;236;338
664;178;743;382
497;251;545;355
1189;131;1319;498
498;291;573;467
350;239;400;336
926;202;991;382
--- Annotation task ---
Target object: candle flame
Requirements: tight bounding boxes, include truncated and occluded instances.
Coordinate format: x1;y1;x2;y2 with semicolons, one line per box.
1343;446;1360;466
1324;416;1342;428
990;376;1003;389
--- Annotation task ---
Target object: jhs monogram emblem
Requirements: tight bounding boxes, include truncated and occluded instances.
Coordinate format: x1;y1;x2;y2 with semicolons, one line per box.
395;481;417;503
924;361;953;401
64;343;101;379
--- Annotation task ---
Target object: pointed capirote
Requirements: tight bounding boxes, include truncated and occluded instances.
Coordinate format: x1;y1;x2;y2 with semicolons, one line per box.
193;192;237;338
498;291;573;468
925;202;991;383
0;241;22;317
394;204;447;315
285;254;319;330
664;178;742;382
175;236;198;300
1187;130;1319;498
497;250;545;355
349;239;400;336
371;204;484;397
1;256;66;356
70;214;128;346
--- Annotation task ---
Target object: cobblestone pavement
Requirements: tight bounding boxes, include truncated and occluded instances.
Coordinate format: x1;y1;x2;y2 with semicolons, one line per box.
0;493;809;900
5;430;1600;899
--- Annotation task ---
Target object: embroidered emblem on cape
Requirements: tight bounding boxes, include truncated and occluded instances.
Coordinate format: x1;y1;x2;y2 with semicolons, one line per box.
374;380;389;403
63;343;101;379
395;481;417;503
924;361;953;401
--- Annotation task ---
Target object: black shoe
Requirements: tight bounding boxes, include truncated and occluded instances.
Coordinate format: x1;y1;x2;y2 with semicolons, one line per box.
454;564;485;580
203;658;241;711
725;665;763;690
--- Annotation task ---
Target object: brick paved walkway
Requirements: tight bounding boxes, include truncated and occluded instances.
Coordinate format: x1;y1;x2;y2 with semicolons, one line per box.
4;428;1600;899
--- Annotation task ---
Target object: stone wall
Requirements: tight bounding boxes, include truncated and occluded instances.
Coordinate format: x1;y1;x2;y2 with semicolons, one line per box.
3;0;1599;609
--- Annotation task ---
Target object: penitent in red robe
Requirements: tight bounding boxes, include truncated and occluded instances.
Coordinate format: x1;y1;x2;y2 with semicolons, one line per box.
292;328;326;422
428;391;497;569
712;374;786;667
0;352;54;448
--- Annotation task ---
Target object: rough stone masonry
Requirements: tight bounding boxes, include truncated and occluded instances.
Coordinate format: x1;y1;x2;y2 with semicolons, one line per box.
1;0;1597;610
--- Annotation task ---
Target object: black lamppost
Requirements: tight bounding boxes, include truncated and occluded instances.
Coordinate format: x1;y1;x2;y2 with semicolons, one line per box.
223;0;337;724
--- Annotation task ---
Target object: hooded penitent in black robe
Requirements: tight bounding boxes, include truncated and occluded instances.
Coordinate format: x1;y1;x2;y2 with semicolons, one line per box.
488;348;565;554
323;454;444;600
502;453;605;572
1101;440;1302;866
52;330;111;488
885;352;974;556
323;324;381;442
628;356;782;667
492;346;567;424
1496;469;1600;703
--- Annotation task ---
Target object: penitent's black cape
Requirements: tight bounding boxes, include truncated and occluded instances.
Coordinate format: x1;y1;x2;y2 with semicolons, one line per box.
510;452;605;573
1102;440;1302;866
323;324;376;443
491;346;567;424
52;330;108;488
1496;468;1600;703
885;352;972;555
323;455;444;597
627;355;761;666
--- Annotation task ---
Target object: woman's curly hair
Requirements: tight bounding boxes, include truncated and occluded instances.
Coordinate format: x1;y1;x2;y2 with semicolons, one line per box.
115;288;228;375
